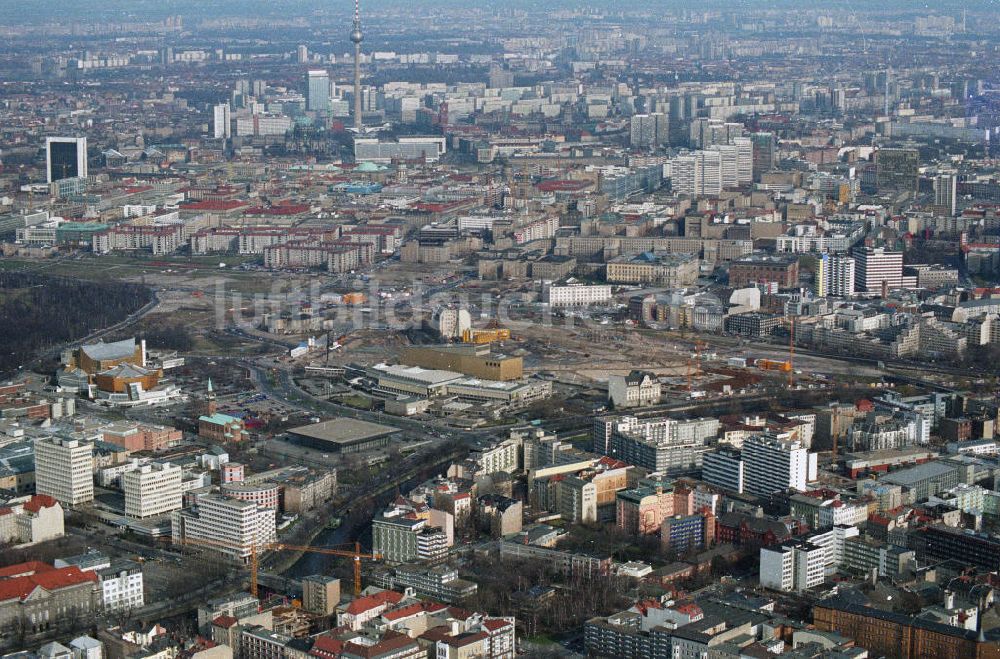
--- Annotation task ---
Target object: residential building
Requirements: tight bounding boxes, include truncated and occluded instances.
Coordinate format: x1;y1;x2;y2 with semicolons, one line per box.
0;494;64;545
301;575;340;616
815;254;856;297
700;448;746;494
616;485;674;536
728;256;799;288
875;148;919;194
661;512;714;554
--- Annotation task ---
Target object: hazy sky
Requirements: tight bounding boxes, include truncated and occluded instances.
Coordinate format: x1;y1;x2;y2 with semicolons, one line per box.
0;0;989;24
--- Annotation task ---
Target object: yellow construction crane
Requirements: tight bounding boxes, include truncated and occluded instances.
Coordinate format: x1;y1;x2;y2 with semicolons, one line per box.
176;538;380;598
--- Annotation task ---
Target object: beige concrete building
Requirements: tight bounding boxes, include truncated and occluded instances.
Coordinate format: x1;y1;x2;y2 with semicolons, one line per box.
606;252;699;286
123;462;183;519
34;436;94;506
301;575;340;615
0;494;65;545
400;344;523;381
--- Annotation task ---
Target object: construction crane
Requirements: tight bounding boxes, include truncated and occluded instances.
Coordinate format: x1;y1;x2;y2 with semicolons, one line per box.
176;537;379;598
686;340;706;392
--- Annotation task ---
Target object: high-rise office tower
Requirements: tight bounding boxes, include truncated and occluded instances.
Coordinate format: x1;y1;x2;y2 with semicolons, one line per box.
212;103;231;139
742;433;812;497
934;173;958;216
875;148;919;194
351;0;364;131
853;247;903;293
751;132;776;180
296;44;309;63
46;137;88;183
671;150;723;197
306;69;330;113
34;436;94;506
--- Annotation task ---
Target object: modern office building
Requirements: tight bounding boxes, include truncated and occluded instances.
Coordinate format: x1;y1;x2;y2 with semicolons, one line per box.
34;436;94;506
123;462;183;519
934;172;958;215
212;103;231;139
353;137;447;163
306;70;330;113
171;494;277;563
97;559;145;612
46;136;88;183
372;511;449;564
701;448;746;494
875;148;919;194
853;246;904;293
760;540;825;592
742;433;814;497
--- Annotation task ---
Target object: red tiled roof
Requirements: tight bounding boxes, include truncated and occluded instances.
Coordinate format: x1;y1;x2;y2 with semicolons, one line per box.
442;631;488;648
180;200;248;211
342;632;416;658
381;601;446;622
309;635;345;658
23;494;59;513
245;204;311;216
536;180;591;192
597;455;628;470
0;561;53;578
481;619;511;632
212;615;238;629
0;565;96;603
343;590;403;616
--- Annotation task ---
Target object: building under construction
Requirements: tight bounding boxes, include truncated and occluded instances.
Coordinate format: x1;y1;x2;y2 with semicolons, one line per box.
400;343;522;381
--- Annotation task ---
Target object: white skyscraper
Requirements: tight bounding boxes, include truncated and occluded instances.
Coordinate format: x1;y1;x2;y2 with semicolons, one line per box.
671;150;723;197
212;104;231;139
732;136;754;184
34;436;94;506
816;254;856;297
742;433;812;496
853;246;903;293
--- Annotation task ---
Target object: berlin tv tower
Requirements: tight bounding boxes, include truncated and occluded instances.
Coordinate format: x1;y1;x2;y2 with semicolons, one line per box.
351;0;364;132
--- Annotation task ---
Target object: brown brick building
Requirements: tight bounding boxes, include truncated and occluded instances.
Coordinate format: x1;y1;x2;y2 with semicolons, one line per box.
728;256;799;288
813;598;1000;659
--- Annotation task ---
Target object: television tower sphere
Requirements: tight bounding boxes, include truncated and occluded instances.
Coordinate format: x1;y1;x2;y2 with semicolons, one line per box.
351;28;364;44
